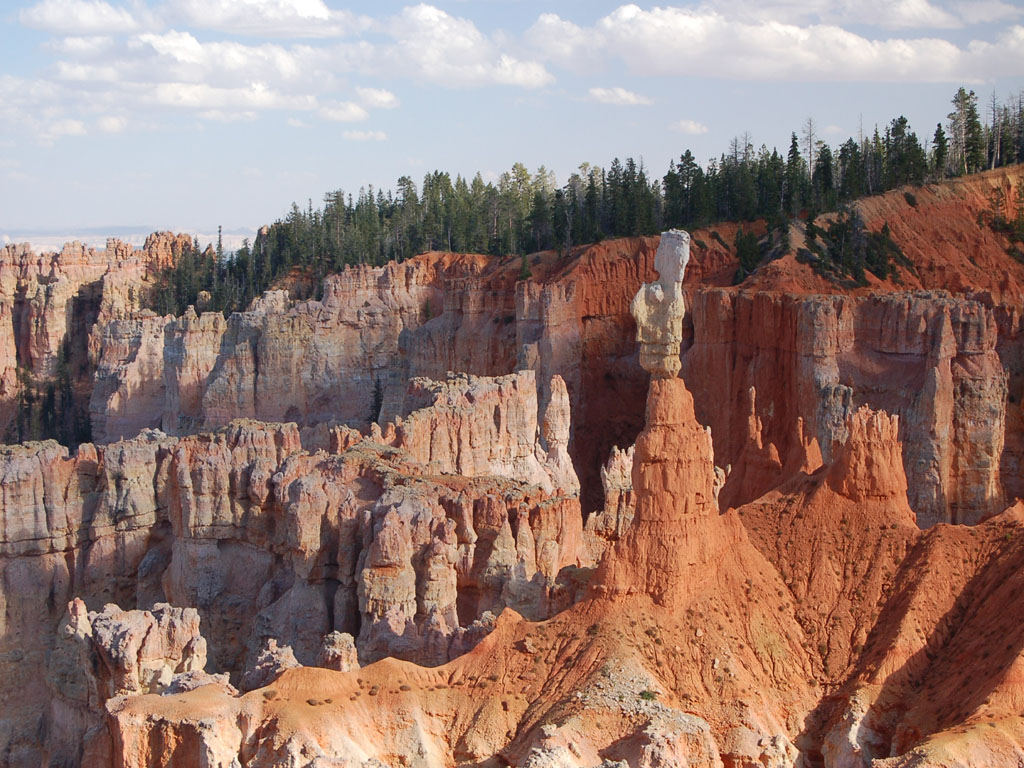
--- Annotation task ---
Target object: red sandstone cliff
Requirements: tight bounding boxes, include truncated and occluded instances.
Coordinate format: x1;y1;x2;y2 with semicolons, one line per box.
77;168;1024;528
3;168;1024;766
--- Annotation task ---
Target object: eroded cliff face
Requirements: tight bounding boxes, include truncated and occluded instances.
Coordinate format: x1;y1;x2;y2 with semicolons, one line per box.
686;289;1007;527
47;369;1024;768
80;168;1024;528
5;168;1024;767
64;234;822;768
0;232;189;444
79;226;1024;768
0;370;584;766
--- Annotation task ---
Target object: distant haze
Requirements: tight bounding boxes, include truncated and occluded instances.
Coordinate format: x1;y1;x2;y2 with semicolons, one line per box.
1;227;258;254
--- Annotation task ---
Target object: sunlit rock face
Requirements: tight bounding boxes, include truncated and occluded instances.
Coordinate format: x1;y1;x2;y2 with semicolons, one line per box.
5;167;1024;767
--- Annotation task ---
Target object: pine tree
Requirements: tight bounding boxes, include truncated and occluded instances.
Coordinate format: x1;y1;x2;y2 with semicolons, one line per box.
884;116;927;187
813;143;835;210
734;226;760;281
950;88;985;175
551;189;570;254
785;133;806;216
948;87;970;175
143;87;1024;323
932;123;948;177
528;189;551;251
965;90;985;173
802;117;817;177
837;138;865;200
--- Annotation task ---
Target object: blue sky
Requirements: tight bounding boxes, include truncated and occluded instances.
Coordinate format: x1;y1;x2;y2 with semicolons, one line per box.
2;0;1023;245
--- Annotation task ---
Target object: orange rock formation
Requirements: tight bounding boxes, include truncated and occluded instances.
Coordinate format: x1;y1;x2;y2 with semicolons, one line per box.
3;167;1024;766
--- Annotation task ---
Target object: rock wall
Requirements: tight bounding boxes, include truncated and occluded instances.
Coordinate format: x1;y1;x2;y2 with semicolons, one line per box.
11;168;1024;524
685;289;1008;527
5;183;1024;764
81;181;1024;530
390;370;578;496
71;310;1024;768
0;371;584;766
0;233;189;442
89;243;655;516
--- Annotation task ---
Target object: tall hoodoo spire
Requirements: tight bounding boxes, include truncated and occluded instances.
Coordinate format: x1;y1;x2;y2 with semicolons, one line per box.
596;231;721;603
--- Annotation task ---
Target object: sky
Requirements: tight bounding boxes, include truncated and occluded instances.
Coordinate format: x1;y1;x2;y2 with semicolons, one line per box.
1;0;1024;248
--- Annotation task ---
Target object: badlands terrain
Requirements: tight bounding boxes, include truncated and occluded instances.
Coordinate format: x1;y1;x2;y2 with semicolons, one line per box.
2;167;1024;767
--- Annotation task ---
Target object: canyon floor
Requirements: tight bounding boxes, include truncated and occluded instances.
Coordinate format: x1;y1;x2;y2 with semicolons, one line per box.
3;167;1024;767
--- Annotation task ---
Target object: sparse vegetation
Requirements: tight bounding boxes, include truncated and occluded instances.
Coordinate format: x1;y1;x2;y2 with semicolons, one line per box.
796;208;912;286
979;186;1024;262
519;252;532;281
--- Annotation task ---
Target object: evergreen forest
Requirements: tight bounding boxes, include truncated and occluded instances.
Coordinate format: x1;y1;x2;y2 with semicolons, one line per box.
151;87;1024;316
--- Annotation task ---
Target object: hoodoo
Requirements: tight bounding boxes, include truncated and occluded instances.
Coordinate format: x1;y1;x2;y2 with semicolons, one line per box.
596;229;724;602
5;183;1024;764
4;14;1024;762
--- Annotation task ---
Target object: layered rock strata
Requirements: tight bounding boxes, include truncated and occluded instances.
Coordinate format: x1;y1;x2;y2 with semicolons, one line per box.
11;224;1024;767
688;289;1008;527
0;233;189;442
78;229;820;768
85;200;1024;529
12;168;1024;530
0;370;584;765
3;169;1024;766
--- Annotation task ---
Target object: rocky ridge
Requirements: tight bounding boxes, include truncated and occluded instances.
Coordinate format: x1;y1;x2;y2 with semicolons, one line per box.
74;167;1024;527
0;370;585;766
2;167;1024;766
0;232;191;443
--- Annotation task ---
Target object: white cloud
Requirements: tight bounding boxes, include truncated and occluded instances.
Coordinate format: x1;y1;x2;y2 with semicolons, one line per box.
12;0;1024;150
41;118;87;142
528;6;1024;82
673;119;709;134
50;36;114;56
526;13;602;73
868;0;961;29
146;81;314;110
20;0;138;35
0;75;62;125
490;54;553;88
287;117;310;127
135;31;312;85
199;109;257;122
954;0;1023;24
96;115;126;132
356;87;399;109
55;61;123;82
588;86;652;105
10;2;556;147
343;130;387;141
385;4;553;88
164;0;371;38
319;101;369;122
702;0;962;29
